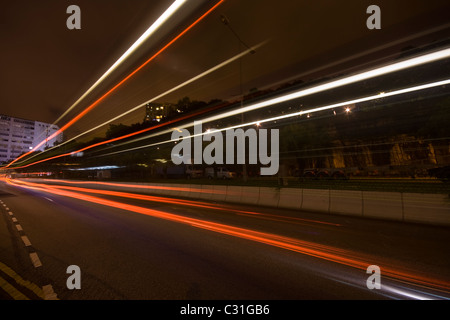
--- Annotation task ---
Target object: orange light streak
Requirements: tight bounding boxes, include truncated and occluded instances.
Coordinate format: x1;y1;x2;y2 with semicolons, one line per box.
22;181;230;212
19;179;340;226
6;178;450;294
42;179;225;194
6;0;225;168
8;99;229;170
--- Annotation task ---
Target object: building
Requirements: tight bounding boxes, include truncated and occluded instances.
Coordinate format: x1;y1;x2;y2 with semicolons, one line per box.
0;114;63;164
144;103;177;124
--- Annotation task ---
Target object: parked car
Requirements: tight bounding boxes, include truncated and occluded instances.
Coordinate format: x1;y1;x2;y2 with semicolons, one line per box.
205;167;236;179
157;164;203;179
300;168;348;180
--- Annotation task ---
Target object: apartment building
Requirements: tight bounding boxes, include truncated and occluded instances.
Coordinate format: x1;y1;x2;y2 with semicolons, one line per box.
0;114;63;164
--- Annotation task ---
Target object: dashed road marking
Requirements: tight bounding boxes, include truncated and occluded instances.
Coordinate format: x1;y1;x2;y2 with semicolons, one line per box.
21;236;32;247
29;253;42;268
42;284;58;300
2;201;58;299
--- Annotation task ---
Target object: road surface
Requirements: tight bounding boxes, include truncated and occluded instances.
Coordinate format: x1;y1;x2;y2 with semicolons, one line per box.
0;179;449;301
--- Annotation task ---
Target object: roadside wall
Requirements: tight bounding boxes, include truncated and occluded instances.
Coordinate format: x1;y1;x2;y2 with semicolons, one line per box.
21;179;450;226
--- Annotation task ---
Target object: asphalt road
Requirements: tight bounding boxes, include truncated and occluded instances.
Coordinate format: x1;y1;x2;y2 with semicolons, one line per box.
0;179;449;301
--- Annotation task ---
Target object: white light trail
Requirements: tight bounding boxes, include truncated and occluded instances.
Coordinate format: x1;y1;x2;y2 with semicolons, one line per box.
202;47;450;124
263;23;450;92
239;78;450;128
91;78;450;158
9;43;265;167
98;47;450;152
9;46;450;167
52;0;187;126
12;0;188;165
64;42;265;143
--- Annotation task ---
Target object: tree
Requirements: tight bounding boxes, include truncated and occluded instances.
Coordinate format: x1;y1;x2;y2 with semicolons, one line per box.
105;123;131;139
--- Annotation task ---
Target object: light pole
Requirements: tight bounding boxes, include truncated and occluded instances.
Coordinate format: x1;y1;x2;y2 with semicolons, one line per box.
220;14;255;182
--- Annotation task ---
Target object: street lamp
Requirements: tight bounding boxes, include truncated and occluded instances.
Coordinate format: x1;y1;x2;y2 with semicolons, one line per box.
220;14;255;182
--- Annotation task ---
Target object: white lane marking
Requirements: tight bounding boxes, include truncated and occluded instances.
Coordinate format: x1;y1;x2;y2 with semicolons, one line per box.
29;253;42;268
5;207;9;210
11;217;17;223
42;284;58;300
15;224;23;232
44;197;54;203
8;212;13;216
21;236;32;247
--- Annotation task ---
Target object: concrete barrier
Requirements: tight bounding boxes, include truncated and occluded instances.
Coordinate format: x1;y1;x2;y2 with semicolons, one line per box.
302;188;330;213
128;182;148;195
160;183;179;196
196;184;214;200
145;183;163;196
211;185;228;202
176;184;192;198
225;186;243;203
402;193;450;225
258;187;280;207
18;179;450;226
185;184;202;199
362;191;403;221
330;190;363;216
240;186;260;205
278;188;302;210
146;183;165;196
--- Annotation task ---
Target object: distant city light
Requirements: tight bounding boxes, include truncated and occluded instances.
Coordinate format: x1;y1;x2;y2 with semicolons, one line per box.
68;165;123;171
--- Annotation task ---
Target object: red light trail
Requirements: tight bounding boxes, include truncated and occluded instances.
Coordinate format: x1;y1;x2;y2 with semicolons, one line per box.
5;178;450;295
13;179;341;227
6;0;225;168
7;99;229;170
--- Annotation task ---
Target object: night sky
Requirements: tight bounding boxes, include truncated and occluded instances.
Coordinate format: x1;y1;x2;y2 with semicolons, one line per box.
1;0;449;140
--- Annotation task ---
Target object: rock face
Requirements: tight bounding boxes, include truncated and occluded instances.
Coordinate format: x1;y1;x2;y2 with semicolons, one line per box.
282;96;450;177
278;55;450;177
290;136;448;177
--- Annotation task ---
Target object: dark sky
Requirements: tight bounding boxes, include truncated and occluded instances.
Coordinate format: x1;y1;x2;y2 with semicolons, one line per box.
1;0;449;140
